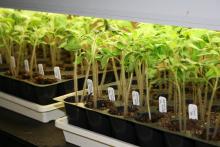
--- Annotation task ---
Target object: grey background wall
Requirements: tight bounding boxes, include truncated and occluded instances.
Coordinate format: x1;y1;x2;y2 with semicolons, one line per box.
0;0;219;30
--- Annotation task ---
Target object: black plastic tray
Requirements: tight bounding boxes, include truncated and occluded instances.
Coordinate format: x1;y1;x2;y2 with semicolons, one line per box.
63;100;220;147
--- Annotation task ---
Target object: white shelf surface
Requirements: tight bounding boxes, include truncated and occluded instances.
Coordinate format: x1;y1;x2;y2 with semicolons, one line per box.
0;92;65;123
55;117;138;147
0;0;220;30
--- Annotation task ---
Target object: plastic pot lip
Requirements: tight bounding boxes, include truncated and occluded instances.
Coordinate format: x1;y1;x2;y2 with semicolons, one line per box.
0;72;77;87
63;99;220;147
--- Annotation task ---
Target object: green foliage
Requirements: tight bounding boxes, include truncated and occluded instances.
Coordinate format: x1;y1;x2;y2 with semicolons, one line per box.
1;8;220;99
0;8;219;78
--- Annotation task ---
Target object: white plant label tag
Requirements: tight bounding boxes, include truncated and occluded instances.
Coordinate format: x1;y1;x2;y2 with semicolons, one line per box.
159;96;167;113
188;104;198;120
132;91;140;106
54;66;61;80
87;79;93;95
108;87;115;101
10;56;16;68
24;59;30;72
0;54;2;64
38;64;44;76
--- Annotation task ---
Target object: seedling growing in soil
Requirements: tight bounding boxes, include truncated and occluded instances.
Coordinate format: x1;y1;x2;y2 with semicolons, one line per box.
45;14;68;67
2;8;220;144
80;18;112;108
27;15;47;79
60;34;82;103
0;11;17;74
10;11;32;76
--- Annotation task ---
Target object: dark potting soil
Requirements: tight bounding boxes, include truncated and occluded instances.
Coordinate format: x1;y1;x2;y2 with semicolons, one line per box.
212;105;220;112
186;120;205;136
62;71;83;80
210;112;220;128
64;66;73;71
199;128;220;141
167;105;174;112
19;73;31;80
158;110;220;143
197;113;220;142
108;105;139;117
186;99;194;105
159;112;176;129
150;99;159;106
135;112;164;123
108;106;124;116
3;71;58;85
160;115;205;136
33;76;57;84
156;105;174;112
62;75;73;80
85;95;113;110
44;70;54;75
17;72;42;80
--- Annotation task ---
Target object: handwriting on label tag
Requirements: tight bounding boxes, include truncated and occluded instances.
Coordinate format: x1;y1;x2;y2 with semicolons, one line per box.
188;104;198;120
132;91;140;106
87;79;93;95
24;59;30;72
54;66;61;80
10;56;16;68
159;96;167;113
108;87;115;101
38;64;44;76
0;54;2;64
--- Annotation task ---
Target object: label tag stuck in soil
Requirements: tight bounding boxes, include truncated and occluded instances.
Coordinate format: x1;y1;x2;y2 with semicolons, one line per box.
38;64;44;76
188;104;198;120
24;59;30;73
159;96;167;113
132;91;140;106
87;79;93;95
54;66;61;80
108;87;115;101
0;54;2;64
10;56;16;68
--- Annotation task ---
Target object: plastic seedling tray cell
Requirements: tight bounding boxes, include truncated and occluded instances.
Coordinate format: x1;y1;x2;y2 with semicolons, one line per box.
54;89;220;147
0;73;58;105
0;70;117;105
